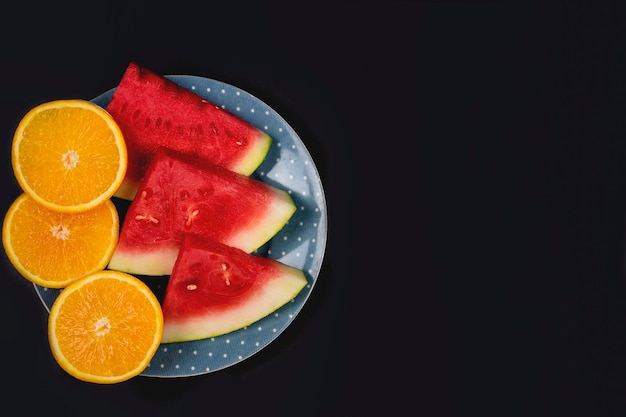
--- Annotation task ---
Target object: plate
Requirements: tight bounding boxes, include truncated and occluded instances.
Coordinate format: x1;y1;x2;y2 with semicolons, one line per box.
34;75;327;377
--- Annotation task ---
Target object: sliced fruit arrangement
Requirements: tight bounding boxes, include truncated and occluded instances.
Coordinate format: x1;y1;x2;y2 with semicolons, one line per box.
3;63;310;383
107;147;296;276
48;270;163;384
11;99;127;213
2;194;119;288
161;234;307;343
106;61;272;200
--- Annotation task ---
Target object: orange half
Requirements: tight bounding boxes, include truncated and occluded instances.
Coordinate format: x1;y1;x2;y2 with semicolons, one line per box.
12;99;127;213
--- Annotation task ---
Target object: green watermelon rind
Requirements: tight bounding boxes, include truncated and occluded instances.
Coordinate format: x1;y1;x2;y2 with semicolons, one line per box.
226;187;297;253
106;245;178;277
229;131;272;176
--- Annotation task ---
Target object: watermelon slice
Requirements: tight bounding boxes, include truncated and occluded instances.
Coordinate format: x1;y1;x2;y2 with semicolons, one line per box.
161;234;307;343
106;62;272;200
107;147;296;276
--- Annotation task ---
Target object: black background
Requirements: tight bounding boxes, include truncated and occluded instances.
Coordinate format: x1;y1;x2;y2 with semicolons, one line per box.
4;2;626;416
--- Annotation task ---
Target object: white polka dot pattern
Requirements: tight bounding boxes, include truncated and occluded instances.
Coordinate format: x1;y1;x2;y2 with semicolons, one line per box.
34;75;328;378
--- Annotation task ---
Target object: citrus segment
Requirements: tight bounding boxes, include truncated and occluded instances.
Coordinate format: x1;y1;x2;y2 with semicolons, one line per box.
48;270;163;384
12;99;127;213
2;193;119;288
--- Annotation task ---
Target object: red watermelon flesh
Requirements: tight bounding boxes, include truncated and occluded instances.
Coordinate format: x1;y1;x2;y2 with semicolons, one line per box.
107;147;296;276
161;234;307;343
106;62;272;200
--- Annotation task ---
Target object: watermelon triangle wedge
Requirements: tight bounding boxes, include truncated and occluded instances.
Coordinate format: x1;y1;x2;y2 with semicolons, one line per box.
107;147;296;276
161;234;307;343
106;62;272;200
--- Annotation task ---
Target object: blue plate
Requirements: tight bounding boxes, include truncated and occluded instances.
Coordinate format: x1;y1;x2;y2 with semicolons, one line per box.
34;75;327;377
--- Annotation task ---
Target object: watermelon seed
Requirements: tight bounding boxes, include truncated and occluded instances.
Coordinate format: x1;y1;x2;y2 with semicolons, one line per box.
185;209;199;227
220;262;231;286
135;214;159;224
197;187;213;197
189;262;202;275
141;188;153;199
